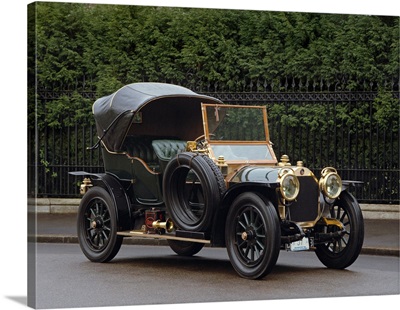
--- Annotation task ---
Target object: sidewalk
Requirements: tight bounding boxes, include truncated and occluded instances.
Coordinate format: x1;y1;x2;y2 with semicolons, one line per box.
30;203;400;257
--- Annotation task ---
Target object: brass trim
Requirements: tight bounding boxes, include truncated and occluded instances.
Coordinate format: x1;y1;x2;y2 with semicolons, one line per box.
101;140;160;175
152;218;174;233
117;230;211;244
80;177;93;195
319;217;345;230
296;221;319;229
207;143;278;165
100;140;126;155
293;167;319;183
277;168;321;224
129;157;160;175
278;154;291;166
279;204;286;220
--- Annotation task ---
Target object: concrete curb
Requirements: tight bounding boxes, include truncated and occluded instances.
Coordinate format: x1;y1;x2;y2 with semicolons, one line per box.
28;198;80;214
31;234;79;244
361;247;400;257
360;204;399;220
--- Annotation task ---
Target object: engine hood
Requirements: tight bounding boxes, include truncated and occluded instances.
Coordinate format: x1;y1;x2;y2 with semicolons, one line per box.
230;166;281;185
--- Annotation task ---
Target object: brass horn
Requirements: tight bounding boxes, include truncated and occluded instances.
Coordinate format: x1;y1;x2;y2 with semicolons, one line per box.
152;218;174;234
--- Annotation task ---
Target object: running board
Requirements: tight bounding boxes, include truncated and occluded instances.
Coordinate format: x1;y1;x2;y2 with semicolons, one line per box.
117;230;211;244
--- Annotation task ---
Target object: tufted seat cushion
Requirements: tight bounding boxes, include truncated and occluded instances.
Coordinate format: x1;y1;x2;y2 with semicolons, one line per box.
123;136;158;164
152;140;187;162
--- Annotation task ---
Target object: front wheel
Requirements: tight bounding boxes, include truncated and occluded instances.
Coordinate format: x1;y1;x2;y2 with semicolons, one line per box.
315;191;364;269
225;193;281;279
77;186;123;262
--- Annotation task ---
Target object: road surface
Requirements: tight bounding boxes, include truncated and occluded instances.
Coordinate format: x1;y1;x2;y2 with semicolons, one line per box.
31;243;399;309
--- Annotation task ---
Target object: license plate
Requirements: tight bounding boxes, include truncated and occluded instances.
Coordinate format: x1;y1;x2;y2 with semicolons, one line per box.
289;237;310;252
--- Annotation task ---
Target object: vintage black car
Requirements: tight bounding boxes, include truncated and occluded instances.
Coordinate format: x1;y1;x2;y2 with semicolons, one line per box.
71;82;364;279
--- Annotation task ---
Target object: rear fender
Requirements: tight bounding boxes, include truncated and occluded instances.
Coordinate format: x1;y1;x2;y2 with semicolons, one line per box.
70;171;132;231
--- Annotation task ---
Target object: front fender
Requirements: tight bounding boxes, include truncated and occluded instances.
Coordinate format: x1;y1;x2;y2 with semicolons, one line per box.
223;165;281;208
221;182;279;209
342;180;364;191
210;182;279;247
320;180;363;218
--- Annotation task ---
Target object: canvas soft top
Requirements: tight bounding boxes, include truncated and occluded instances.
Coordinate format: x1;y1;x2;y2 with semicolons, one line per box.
92;82;222;152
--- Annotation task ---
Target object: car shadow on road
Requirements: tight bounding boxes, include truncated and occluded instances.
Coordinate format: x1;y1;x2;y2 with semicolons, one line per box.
113;253;234;274
109;252;348;281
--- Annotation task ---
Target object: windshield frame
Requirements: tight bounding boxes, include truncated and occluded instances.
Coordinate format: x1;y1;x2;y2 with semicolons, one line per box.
201;103;278;164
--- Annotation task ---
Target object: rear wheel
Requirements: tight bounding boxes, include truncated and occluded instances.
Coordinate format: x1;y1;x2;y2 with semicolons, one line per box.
225;192;281;279
77;186;122;262
167;240;204;256
315;191;364;269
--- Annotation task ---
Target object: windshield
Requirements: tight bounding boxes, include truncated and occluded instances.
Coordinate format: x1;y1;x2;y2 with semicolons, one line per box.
210;144;274;161
204;105;268;141
202;104;276;163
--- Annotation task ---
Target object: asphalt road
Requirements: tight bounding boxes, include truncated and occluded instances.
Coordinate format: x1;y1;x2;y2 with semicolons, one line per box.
31;243;400;309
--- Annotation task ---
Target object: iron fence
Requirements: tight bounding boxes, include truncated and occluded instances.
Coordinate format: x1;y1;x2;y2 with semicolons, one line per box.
28;80;399;203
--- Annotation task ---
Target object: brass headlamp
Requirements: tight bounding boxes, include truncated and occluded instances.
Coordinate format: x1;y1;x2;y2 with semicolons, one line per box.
278;168;300;201
319;167;342;199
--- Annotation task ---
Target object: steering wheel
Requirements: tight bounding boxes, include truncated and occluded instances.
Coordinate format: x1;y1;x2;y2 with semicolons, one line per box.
194;133;216;142
193;134;215;150
194;134;206;143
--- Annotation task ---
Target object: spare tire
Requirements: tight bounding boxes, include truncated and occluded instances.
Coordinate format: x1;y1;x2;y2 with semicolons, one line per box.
163;152;226;232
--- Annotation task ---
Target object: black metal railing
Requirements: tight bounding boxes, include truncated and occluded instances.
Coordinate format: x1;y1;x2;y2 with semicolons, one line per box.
28;79;399;203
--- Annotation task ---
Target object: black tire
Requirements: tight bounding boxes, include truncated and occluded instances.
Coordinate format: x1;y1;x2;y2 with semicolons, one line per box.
225;192;281;279
315;191;364;269
167;240;205;256
163;152;226;232
77;186;123;262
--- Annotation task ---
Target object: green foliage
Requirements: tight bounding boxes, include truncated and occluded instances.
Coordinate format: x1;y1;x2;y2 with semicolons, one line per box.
31;3;399;95
36;3;88;86
39;149;58;178
29;2;399;132
373;89;399;131
41;92;93;129
30;2;399;157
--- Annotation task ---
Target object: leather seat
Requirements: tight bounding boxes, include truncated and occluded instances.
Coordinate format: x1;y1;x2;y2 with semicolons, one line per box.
123;137;159;166
152;140;187;172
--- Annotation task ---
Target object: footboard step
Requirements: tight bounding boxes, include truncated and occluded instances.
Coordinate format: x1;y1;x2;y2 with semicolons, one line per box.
117;230;211;244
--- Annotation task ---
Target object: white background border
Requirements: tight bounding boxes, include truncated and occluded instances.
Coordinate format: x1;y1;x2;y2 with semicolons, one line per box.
1;1;399;309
